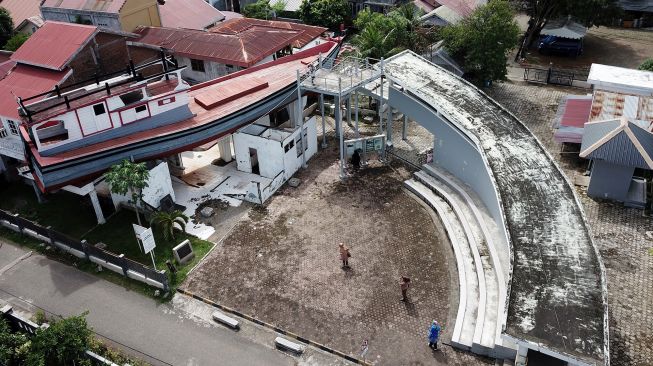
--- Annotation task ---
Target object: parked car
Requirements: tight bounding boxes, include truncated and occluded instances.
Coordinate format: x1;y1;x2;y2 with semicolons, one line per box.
538;35;583;57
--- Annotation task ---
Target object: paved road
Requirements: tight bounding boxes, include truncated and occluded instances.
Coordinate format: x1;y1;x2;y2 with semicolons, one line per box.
0;240;294;366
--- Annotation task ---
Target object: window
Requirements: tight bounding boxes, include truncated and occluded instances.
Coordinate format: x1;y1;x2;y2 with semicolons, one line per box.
158;96;176;106
0;127;7;138
191;59;205;72
119;90;144;105
135;105;147;113
296;135;303;157
93;103;106;116
7;120;19;135
284;140;294;153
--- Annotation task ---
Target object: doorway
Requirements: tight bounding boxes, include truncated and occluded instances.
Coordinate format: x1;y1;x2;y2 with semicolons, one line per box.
249;148;259;175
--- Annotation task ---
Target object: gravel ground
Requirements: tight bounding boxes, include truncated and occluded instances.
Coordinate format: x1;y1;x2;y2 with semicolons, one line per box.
183;133;493;365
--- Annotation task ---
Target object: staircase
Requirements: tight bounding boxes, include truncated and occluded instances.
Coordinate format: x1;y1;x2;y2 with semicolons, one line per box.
405;165;517;359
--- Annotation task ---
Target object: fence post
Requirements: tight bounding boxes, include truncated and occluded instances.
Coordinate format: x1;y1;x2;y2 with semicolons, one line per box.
546;63;552;84
13;213;22;234
161;270;170;292
46;226;55;248
81;240;90;261
119;254;129;277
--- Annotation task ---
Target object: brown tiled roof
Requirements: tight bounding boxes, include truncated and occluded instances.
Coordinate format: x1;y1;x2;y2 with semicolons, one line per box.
209;18;327;49
131;26;302;68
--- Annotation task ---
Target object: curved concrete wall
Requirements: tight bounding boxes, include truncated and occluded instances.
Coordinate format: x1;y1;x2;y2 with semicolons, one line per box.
382;51;608;366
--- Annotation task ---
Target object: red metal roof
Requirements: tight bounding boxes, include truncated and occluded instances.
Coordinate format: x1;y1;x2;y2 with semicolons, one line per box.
158;0;225;30
560;98;592;128
0;0;41;30
40;0;127;13
209;18;327;49
0;64;69;120
11;21;98;71
132;26;302;68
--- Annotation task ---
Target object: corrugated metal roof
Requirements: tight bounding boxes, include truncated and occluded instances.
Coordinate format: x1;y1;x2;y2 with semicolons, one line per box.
132;26;302;68
580;118;653;169
590;90;653;125
435;0;485;18
588;63;653;95
0;64;69;120
209;18;326;49
159;0;225;30
540;18;587;39
0;0;41;30
11;21;97;71
40;0;127;13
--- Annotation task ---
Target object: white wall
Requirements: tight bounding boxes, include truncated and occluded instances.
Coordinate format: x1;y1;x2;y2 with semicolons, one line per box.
111;161;176;209
233;131;284;179
0;117;26;161
233;116;317;180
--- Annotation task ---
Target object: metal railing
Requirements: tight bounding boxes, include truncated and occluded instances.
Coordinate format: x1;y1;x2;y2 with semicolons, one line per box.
299;55;383;95
0;209;169;291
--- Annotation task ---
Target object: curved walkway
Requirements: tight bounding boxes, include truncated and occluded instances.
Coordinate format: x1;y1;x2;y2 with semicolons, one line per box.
383;52;608;366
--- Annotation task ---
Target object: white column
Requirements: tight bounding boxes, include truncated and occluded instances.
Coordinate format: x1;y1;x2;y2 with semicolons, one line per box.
89;190;106;224
515;345;529;366
218;136;232;163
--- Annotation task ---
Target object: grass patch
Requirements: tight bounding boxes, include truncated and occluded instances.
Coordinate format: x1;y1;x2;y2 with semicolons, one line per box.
0;183;98;238
82;210;214;291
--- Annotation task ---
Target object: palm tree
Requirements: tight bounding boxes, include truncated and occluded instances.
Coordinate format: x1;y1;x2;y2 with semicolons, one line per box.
353;25;401;60
150;210;189;241
105;160;150;225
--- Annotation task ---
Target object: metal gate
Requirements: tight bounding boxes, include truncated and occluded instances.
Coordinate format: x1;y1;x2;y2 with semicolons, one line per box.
523;67;576;86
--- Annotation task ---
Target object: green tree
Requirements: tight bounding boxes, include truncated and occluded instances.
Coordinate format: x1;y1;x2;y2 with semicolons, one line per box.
441;0;520;83
26;313;92;366
299;0;349;30
0;7;14;49
638;58;653;72
0;319;28;366
4;32;30;51
516;0;621;59
105;160;150;226
242;0;274;19
150;210;189;241
352;6;436;59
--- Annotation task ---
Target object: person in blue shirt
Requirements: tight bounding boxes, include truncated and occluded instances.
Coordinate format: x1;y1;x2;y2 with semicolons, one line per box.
428;320;441;350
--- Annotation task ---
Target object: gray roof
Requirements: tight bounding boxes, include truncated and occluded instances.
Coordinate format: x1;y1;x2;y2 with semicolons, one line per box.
619;0;653;11
541;18;587;39
384;51;608;366
580;118;653;169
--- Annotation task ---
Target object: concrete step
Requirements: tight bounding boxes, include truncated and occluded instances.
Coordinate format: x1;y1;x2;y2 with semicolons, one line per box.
413;170;501;356
420;164;517;358
404;179;478;350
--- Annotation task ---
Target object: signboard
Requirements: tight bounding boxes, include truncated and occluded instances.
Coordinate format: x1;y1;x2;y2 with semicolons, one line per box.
345;134;385;157
133;224;156;254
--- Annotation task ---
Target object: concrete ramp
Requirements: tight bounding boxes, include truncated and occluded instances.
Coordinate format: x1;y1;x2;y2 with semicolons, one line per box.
382;52;608;366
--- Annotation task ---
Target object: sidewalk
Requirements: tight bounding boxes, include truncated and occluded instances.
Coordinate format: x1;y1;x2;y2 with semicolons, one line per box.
0;239;349;366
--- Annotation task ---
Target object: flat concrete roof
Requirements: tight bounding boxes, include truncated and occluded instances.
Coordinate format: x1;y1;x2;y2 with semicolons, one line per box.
383;52;607;366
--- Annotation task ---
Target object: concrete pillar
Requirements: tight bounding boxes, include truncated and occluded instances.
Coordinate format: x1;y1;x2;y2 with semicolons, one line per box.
218;136;232;163
320;94;327;148
335;95;344;178
515;345;528;366
31;181;45;204
402;115;408;140
386;105;393;144
354;92;359;138
378;95;383;135
89;189;106;224
346;96;352;127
